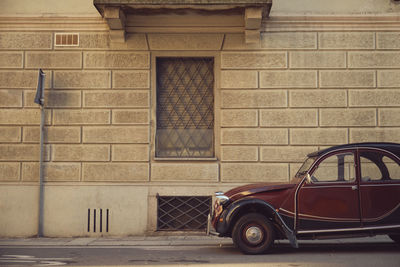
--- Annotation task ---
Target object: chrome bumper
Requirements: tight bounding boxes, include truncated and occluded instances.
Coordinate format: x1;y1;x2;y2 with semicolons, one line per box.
206;214;219;236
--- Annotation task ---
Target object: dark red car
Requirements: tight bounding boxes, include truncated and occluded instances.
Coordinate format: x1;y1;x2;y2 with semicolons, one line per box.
208;143;400;254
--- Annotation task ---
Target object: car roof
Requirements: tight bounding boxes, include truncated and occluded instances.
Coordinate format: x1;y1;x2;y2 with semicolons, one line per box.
308;142;400;158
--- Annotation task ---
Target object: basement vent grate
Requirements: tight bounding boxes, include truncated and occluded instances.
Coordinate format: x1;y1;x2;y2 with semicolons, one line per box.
87;208;109;233
157;195;211;231
55;33;79;46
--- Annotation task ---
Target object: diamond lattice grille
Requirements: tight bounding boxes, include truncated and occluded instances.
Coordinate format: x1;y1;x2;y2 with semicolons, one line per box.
157;196;211;231
156;57;214;158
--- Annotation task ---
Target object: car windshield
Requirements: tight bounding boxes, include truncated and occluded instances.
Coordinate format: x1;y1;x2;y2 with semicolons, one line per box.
291;156;317;182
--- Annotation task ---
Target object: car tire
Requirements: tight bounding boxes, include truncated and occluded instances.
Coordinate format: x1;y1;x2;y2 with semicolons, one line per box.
388;234;400;244
232;213;275;255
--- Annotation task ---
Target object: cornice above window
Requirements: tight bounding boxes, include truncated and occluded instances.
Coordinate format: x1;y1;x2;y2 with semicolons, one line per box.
93;0;272;43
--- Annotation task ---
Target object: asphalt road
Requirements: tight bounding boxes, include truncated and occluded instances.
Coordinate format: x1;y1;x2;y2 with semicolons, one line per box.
1;239;400;267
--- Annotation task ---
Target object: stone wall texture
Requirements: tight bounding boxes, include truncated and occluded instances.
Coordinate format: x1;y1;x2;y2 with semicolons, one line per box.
219;31;400;182
0;31;151;184
0;26;399;186
1;9;400;237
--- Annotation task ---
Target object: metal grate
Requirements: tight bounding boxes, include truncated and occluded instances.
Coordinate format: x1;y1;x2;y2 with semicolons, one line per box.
87;208;109;233
55;33;79;46
157;195;211;231
156;57;214;158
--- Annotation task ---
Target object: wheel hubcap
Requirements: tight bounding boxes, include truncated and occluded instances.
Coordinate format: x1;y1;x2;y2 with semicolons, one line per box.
245;226;263;245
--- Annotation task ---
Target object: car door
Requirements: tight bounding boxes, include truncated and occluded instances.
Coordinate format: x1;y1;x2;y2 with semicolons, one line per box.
297;150;361;231
358;148;400;227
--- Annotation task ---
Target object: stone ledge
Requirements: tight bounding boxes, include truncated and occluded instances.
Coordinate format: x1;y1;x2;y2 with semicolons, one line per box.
94;0;271;4
94;0;271;44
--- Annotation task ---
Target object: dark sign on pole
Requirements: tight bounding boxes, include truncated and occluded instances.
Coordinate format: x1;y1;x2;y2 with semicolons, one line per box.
34;69;45;106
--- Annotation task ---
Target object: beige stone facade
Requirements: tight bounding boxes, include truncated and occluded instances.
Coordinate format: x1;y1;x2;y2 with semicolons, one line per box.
1;0;400;237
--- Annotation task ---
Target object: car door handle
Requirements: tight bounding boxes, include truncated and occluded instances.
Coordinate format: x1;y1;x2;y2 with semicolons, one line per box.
351;185;358;190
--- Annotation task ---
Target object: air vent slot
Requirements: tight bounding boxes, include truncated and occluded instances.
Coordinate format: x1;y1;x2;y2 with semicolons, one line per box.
87;208;109;233
55;33;79;46
157;195;211;231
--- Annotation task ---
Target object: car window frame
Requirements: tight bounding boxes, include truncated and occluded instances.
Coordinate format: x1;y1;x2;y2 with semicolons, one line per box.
358;148;400;184
306;149;358;185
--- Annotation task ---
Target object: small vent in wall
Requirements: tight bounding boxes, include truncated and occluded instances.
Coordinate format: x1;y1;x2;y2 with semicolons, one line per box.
55;33;79;46
88;208;109;233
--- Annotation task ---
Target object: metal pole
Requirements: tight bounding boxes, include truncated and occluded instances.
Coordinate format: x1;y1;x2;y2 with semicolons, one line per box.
35;69;45;237
38;104;45;237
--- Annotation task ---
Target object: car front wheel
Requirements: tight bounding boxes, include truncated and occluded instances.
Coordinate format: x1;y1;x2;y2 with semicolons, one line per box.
389;234;400;244
232;213;275;255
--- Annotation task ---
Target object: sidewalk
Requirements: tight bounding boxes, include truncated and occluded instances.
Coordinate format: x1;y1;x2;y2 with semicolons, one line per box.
0;235;233;247
0;235;392;247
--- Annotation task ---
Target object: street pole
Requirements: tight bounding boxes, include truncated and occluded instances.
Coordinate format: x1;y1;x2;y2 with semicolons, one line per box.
38;103;45;237
35;69;45;237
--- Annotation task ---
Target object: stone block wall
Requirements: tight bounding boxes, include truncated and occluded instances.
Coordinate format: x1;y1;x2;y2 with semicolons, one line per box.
1;22;400;237
0;32;151;183
220;31;400;182
1;30;400;184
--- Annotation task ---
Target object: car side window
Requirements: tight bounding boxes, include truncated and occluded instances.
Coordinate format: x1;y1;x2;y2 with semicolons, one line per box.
360;150;400;182
360;156;381;181
312;153;355;183
384;156;400;180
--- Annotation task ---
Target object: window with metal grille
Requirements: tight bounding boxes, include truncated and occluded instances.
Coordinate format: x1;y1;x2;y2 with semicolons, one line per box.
156;57;214;158
157;195;211;231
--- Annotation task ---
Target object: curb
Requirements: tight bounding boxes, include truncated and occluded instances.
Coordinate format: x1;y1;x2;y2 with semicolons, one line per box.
0;235;393;247
0;236;234;247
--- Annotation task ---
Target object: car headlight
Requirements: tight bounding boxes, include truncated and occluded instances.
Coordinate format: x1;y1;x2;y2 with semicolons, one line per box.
215;192;230;206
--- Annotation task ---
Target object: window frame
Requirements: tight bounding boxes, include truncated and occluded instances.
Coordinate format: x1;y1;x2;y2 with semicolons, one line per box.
358;148;400;183
310;151;356;183
150;52;220;161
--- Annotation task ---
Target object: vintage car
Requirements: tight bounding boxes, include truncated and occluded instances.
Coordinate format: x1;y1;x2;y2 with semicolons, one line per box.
207;142;400;254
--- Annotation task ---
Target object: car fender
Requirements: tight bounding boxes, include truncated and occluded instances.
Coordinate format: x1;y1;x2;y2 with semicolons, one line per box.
224;198;298;248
